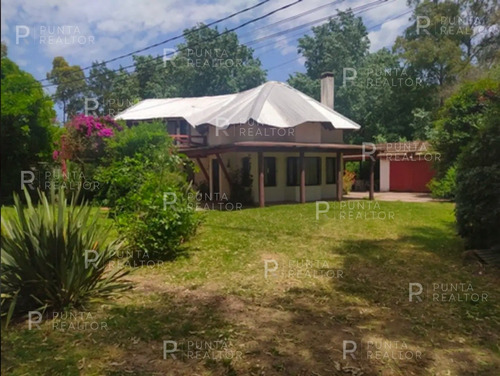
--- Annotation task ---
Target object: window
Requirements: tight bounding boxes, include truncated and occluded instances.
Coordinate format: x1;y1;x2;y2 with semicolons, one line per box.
264;157;276;187
287;157;322;186
305;157;321;186
166;119;189;135
326;157;337;184
287;157;299;186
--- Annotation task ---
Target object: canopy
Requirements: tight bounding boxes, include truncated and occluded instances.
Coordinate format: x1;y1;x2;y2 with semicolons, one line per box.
115;81;361;130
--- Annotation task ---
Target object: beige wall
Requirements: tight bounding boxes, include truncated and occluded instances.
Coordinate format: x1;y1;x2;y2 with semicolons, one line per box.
191;152;340;204
205;122;343;146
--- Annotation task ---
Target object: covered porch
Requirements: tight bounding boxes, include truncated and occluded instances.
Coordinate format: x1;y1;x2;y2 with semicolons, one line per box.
182;141;377;207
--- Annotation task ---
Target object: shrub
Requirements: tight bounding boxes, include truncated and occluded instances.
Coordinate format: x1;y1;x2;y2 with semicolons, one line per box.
432;78;499;177
229;167;253;205
455;102;500;249
95;122;201;260
343;170;356;194
427;166;456;199
1;189;130;324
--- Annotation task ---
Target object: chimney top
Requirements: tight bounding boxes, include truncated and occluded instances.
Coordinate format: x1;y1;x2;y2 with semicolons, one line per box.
320;72;334;78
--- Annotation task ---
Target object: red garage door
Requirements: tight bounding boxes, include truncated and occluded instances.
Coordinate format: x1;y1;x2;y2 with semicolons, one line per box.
390;160;435;192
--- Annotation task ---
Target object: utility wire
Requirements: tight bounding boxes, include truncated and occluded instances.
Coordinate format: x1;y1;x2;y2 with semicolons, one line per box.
36;0;272;83
265;9;412;72
41;0;390;91
41;0;303;89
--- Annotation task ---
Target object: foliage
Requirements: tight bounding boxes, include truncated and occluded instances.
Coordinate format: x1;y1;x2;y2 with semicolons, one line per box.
167;24;266;97
46;57;88;122
94;122;171;207
95;122;200;260
296;10;369;80
427;165;456;199
229;167;253;205
0;189;130;324
55;115;123;164
343;170;356;194
431;78;499;177
1;53;57;203
455;100;500;249
287;12;434;143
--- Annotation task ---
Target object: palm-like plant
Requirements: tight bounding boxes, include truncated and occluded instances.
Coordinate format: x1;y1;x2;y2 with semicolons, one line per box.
1;189;130;325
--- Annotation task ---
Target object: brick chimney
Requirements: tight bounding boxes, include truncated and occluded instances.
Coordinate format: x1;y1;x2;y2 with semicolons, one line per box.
320;72;334;109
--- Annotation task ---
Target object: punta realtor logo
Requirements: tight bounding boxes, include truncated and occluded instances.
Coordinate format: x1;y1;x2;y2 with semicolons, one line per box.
16;25;95;45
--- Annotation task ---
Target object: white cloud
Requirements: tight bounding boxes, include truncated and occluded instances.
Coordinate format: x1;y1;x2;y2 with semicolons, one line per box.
368;14;411;52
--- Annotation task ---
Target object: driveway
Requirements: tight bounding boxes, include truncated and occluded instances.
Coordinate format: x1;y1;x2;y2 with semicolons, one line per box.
344;191;447;203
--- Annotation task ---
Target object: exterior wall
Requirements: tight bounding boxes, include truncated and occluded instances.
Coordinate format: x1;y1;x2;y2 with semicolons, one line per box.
379;158;390;192
192;152;340;204
204;122;343;146
321;127;343;143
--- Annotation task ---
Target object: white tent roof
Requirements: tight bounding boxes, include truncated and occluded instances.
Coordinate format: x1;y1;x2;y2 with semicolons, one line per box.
115;81;361;130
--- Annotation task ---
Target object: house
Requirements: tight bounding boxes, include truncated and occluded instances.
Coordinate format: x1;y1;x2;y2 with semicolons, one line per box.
115;73;376;206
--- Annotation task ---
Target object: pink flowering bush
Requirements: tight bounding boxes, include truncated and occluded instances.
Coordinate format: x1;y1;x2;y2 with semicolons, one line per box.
53;115;123;164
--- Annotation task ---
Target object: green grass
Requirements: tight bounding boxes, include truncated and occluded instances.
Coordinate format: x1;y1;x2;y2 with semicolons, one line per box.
2;201;499;375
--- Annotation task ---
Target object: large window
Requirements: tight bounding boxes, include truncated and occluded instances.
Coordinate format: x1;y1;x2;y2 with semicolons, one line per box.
305;157;321;185
287;157;321;186
264;157;276;187
326;157;337;184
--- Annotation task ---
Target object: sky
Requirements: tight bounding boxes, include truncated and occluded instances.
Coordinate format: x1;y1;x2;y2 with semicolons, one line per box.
1;0;413;116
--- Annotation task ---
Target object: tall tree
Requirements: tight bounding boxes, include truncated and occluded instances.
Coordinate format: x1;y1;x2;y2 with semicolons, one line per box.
167;24;267;96
47;57;87;122
287;10;432;142
1;45;56;202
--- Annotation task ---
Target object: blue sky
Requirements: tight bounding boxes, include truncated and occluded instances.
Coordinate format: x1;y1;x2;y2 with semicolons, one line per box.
2;0;413;118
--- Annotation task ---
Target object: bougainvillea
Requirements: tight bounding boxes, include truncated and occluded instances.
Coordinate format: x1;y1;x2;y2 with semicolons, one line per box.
53;115;123;167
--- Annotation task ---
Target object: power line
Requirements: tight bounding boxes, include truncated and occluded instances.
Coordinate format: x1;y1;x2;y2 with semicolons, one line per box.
36;0;272;83
41;0;303;89
250;0;396;54
265;9;412;71
41;0;393;95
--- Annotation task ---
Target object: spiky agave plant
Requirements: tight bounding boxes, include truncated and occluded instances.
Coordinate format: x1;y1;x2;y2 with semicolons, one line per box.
1;189;131;325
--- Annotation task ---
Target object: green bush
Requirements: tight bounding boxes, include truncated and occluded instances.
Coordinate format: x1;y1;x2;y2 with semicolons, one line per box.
1;189;130;324
432;78;499;177
455;100;500;249
95;121;200;260
428;166;456;199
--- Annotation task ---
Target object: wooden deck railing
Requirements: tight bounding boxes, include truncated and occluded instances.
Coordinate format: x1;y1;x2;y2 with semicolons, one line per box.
170;134;207;148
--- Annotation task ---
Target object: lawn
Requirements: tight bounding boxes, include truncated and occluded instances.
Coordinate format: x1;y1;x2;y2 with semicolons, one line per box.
1;201;499;376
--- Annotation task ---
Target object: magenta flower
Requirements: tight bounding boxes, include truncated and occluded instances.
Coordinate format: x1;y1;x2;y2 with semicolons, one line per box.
52;150;60;160
98;128;114;138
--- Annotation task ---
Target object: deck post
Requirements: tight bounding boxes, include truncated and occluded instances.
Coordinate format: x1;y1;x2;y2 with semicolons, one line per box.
215;153;231;185
369;158;375;200
299;151;306;203
336;152;343;201
258;151;265;207
196;157;210;182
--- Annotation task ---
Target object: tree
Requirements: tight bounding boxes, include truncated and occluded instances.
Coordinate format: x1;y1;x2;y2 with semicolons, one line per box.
432;76;499;178
1;47;56;202
167;24;266;96
455;90;500;249
47;57;87;122
287;11;432;142
87;62;117;116
394;1;464;89
288;10;370;98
